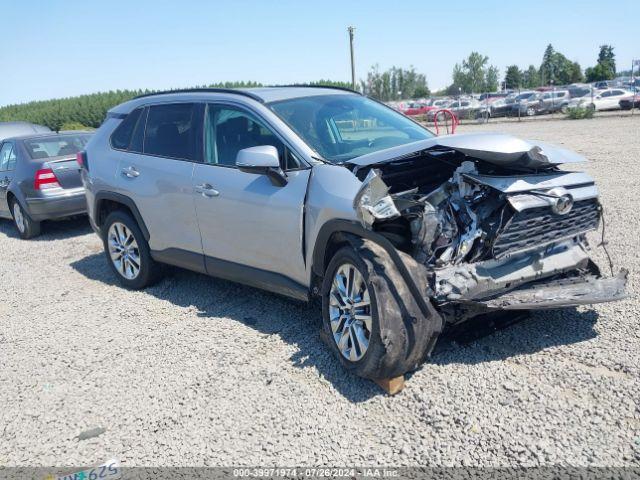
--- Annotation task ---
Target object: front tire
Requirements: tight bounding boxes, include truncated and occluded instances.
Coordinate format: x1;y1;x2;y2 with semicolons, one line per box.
102;210;162;289
10;198;41;239
526;106;536;116
321;242;441;380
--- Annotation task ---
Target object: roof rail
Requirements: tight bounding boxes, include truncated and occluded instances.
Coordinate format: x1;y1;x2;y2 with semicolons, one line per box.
272;84;362;95
133;88;265;103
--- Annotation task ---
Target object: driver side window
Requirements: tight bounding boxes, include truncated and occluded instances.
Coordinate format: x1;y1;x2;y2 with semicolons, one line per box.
204;105;301;170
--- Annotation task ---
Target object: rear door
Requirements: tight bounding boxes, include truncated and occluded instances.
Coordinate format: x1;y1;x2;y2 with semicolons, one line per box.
112;102;204;258
192;103;310;285
0;142;16;217
608;90;626;109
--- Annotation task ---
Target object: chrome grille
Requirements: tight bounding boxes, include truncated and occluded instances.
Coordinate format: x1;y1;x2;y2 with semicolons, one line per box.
492;199;600;259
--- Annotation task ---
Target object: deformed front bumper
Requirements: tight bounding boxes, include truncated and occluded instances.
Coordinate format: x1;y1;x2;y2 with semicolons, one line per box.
434;240;628;316
477;269;628;310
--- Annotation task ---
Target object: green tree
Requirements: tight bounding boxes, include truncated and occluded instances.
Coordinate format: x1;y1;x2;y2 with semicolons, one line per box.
360;65;429;101
450;52;499;93
504;65;523;89
539;44;556;84
585;45;616;81
485;66;500;92
567;61;585;83
539;44;582;85
522;65;540;88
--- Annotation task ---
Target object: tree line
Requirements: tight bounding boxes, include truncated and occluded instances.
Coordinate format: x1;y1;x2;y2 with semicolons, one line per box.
0;43;624;129
0;80;353;131
503;44;617;90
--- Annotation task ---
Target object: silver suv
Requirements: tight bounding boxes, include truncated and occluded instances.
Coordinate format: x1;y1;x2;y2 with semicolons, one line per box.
82;87;627;380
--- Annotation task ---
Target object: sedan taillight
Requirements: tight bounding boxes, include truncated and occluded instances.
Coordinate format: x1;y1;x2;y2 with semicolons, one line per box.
34;168;60;190
76;151;88;169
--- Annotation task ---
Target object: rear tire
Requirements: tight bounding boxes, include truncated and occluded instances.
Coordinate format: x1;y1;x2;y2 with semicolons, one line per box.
10;198;41;239
321;242;441;380
102;210;163;289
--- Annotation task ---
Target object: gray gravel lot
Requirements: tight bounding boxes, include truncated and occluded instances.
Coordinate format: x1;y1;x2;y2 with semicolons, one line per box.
0;115;639;468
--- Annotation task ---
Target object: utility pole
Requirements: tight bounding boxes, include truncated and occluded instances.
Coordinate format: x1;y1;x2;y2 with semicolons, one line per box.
348;26;356;91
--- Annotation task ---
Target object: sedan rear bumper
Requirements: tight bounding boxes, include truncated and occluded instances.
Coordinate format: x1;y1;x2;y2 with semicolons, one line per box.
25;187;87;221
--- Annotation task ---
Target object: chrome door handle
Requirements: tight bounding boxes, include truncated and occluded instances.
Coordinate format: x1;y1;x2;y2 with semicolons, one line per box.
121;166;139;178
195;183;219;197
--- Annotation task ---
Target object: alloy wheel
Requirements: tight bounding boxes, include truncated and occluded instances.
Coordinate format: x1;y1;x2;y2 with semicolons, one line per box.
329;262;372;362
13;203;25;233
108;222;141;280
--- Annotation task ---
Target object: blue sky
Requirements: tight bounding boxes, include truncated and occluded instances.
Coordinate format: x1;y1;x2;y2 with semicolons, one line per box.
0;0;637;106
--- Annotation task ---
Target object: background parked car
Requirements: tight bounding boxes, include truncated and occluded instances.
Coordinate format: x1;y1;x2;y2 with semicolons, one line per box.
402;102;434;116
0;131;92;238
587;88;630;110
483;94;518;118
619;93;640;110
593;80;613;90
567;85;593;99
567;90;595;110
448;98;482;119
478;92;509;102
510;92;543;116
538;89;570;113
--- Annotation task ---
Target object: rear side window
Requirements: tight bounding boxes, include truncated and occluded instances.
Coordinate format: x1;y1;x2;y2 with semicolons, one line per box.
129;108;147;153
144;103;197;161
111;108;143;150
0;143;13;171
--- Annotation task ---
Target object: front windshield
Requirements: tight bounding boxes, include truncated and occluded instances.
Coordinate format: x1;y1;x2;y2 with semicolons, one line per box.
269;94;434;163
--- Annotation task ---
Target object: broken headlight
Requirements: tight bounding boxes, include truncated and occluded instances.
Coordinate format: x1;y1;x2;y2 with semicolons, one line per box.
353;169;400;228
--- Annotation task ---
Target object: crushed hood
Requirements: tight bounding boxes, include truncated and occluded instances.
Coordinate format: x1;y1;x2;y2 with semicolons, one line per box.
347;132;587;170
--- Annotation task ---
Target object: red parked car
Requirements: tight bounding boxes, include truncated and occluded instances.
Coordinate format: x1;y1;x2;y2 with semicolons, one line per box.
402;102;436;116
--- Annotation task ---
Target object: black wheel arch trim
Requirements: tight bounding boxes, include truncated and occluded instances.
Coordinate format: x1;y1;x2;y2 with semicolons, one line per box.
311;219;439;320
94;191;150;241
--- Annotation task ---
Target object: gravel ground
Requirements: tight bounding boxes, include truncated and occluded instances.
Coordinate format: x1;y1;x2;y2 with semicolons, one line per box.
0;115;639;468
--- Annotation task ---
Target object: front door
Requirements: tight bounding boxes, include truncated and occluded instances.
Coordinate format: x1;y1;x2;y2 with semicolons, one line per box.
192;104;310;286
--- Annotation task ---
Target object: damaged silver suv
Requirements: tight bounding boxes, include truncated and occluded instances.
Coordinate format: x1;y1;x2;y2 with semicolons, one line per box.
82;87;627;380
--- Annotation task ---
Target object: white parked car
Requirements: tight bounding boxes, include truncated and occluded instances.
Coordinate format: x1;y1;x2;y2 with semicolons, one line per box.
570;88;630;111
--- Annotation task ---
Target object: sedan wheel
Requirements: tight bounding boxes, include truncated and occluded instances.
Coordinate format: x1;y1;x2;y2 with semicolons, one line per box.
108;222;141;280
329;262;372;362
13;202;25;234
526;107;536;116
11;199;40;239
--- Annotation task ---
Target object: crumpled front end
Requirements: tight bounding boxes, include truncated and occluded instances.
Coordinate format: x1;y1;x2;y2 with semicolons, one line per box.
349;134;628;324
